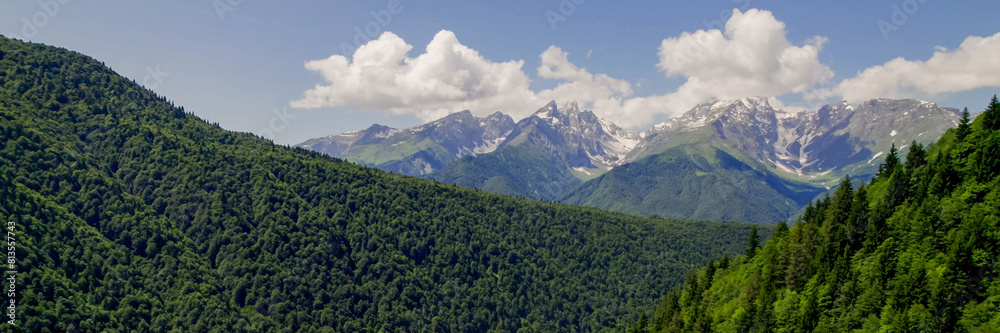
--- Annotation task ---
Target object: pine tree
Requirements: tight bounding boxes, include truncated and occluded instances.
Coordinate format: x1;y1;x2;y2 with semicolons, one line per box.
774;221;789;239
630;313;649;333
905;141;927;170
746;226;760;259
821;176;854;261
847;184;869;250
957;107;971;141
879;143;900;177
984;95;1000;131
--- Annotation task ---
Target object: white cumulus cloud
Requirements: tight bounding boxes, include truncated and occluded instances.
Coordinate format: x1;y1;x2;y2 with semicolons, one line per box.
292;30;634;122
622;8;833;120
291;30;538;121
813;32;1000;102
535;46;635;120
292;9;836;128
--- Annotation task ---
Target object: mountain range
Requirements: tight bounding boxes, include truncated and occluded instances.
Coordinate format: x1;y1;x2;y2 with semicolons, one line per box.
300;97;964;223
0;35;760;331
297;110;515;176
4;30;996;333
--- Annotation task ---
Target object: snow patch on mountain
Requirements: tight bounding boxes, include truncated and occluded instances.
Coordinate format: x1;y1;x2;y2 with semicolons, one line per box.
868;152;884;164
572;167;593;176
474;136;508;155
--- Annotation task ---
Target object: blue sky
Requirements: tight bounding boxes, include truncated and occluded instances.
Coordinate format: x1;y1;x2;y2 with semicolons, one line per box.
2;0;999;144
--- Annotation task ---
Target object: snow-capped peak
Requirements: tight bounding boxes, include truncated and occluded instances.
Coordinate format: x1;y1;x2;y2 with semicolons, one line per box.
519;100;640;167
649;97;776;134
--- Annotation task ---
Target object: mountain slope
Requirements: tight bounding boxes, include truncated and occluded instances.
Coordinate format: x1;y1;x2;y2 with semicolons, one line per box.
0;174;240;332
0;36;763;332
432;101;640;200
297;110;515;176
631;96;1000;333
562;135;826;224
569;98;963;224
428;142;583;200
304;97;956;217
631;97;963;184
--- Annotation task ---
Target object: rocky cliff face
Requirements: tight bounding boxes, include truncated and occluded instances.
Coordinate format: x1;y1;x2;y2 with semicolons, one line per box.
502;101;641;170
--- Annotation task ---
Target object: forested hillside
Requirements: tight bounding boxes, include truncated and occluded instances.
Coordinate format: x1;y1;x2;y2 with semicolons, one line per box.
0;36;765;332
562;137;825;224
631;97;1000;332
431;143;585;201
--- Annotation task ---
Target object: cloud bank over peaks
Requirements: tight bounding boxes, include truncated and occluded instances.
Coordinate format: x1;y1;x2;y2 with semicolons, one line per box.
290;30;635;123
291;9;835;128
290;30;538;121
612;8;835;125
810;32;1000;103
293;9;1000;129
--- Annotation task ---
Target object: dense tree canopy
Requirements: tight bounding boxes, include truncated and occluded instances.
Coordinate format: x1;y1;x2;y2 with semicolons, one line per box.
632;96;1000;332
0;36;766;332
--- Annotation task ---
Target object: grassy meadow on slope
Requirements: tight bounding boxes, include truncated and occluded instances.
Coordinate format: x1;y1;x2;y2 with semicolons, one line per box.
563;140;825;225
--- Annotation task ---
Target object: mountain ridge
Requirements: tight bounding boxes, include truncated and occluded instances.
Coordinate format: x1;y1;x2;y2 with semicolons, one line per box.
297;109;516;176
304;97;962;183
301;97;966;222
430;101;642;200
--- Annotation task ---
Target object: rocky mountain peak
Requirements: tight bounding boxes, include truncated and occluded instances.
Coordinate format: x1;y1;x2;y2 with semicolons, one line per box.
356;124;400;145
481;111;515;138
532;100;584;125
484;110;510;122
650;97;778;133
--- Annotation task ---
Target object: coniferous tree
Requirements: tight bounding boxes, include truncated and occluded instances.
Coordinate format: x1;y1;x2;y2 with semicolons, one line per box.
879;143;900;177
846;184;868;250
957;107;971;140
640;95;1000;332
906;141;927;170
774;220;789;239
719;254;731;270
0;36;764;332
746;226;760;259
630;313;649;333
983;95;1000;131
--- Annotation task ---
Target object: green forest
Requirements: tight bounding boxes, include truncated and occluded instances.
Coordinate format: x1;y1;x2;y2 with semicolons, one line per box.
431;143;584;201
631;99;1000;332
0;36;766;332
561;141;825;225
